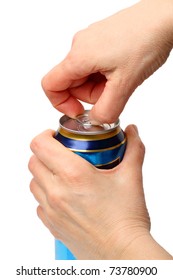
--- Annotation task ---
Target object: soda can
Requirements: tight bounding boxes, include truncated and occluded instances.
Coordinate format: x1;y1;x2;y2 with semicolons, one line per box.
54;110;127;260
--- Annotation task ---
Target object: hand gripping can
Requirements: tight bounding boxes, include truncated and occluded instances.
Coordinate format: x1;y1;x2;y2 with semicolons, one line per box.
54;110;126;260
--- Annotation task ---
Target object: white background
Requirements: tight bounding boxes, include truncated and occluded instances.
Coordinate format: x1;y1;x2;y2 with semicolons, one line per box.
0;0;172;276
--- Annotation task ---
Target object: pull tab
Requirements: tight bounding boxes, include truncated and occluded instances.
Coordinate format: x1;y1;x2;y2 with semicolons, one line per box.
75;113;111;132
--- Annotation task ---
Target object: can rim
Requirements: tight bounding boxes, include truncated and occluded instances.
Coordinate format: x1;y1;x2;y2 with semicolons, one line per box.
59;110;120;135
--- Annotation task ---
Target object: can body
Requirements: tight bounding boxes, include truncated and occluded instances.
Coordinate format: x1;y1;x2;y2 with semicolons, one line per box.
54;111;126;260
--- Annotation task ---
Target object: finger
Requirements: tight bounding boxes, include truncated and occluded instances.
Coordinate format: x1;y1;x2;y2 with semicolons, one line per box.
43;89;85;118
37;206;59;239
30;129;91;175
69;72;106;101
55;74;107;117
28;155;53;190
30;178;47;206
42;59;106;118
41;59;87;117
122;124;145;169
37;205;49;227
89;72;134;123
42;58;86;92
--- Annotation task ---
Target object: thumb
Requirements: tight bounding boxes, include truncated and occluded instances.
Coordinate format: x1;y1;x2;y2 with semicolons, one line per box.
122;125;145;169
89;74;132;124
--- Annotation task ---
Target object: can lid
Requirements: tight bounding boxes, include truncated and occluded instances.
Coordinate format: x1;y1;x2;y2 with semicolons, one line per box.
59;110;119;135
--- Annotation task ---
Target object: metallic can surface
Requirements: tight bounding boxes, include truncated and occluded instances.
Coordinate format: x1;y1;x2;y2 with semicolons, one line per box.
54;110;127;260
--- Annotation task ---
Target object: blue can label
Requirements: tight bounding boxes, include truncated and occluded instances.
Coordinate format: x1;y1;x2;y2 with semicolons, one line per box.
55;127;126;169
54;112;126;260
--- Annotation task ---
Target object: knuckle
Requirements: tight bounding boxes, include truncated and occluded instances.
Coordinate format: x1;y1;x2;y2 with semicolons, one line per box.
135;137;145;157
28;155;36;173
72;29;84;45
41;75;49;92
63;165;82;183
66;51;85;71
29;178;36;194
37;205;43;219
138;138;145;153
30;130;51;153
47;190;59;208
47;189;67;211
30;135;41;152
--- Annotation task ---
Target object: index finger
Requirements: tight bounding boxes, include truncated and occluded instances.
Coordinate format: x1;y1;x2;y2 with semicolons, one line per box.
41;59;87;117
41;57;107;118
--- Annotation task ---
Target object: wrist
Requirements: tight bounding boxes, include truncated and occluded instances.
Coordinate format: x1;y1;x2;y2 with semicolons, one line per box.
140;0;173;47
119;232;173;260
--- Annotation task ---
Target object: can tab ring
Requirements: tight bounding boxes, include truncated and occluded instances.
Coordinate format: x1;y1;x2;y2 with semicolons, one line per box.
75;115;111;131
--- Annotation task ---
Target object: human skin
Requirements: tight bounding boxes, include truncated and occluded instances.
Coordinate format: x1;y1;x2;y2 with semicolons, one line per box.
41;0;173;123
28;0;173;260
28;125;172;259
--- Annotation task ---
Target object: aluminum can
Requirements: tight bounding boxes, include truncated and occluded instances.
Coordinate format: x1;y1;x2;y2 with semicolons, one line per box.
54;110;126;260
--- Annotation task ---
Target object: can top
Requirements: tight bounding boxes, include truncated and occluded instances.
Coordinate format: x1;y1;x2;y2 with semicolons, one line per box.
59;110;119;135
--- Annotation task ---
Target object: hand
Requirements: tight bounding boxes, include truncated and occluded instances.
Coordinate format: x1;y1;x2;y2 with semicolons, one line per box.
41;0;173;123
28;125;172;259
